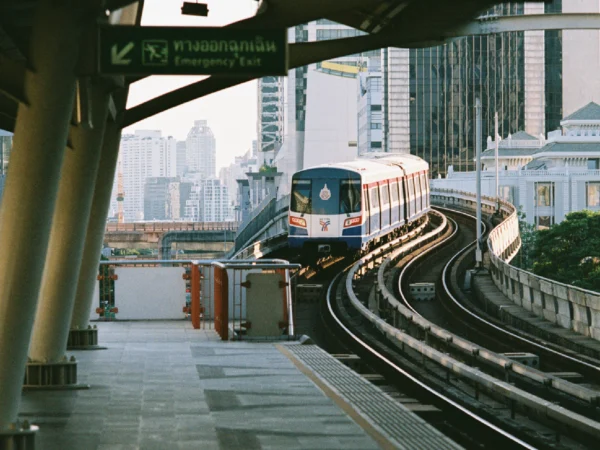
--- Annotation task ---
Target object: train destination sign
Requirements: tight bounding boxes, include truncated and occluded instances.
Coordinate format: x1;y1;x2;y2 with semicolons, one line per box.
98;26;288;76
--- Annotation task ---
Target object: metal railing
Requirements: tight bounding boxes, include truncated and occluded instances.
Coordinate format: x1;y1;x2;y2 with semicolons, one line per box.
106;221;239;233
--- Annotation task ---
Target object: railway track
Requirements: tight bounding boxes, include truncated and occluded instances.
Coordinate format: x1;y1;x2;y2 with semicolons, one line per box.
320;209;600;449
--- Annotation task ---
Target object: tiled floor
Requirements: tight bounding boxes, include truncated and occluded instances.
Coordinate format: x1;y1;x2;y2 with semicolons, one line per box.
18;322;381;450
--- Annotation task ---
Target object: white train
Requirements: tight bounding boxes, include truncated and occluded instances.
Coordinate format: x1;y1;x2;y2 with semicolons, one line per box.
288;153;430;255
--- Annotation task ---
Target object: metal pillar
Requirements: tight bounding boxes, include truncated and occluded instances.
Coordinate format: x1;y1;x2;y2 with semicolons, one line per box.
475;98;483;267
28;83;110;372
0;0;86;433
70;118;123;332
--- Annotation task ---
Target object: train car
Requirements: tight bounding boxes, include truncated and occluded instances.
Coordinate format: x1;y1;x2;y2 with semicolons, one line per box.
288;153;430;256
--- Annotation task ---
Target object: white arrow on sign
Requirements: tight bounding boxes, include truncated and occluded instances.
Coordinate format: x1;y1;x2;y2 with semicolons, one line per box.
111;42;134;65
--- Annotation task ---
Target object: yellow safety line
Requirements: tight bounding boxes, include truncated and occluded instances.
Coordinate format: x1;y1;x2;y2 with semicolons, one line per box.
276;344;397;450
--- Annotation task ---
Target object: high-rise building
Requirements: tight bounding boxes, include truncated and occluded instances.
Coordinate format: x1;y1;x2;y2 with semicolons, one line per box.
144;177;181;220
381;1;563;177
176;141;187;176
257;76;284;154
185;120;216;179
274;20;379;195
184;178;231;222
357;58;383;154
116;130;177;221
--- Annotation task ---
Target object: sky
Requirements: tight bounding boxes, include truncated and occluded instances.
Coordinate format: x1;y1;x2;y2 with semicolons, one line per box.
122;0;259;170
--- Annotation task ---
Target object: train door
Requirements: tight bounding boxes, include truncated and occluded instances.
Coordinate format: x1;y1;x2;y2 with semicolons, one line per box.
421;172;429;208
380;182;390;230
406;176;415;219
390;180;399;225
398;177;406;224
369;185;381;232
363;186;370;235
414;173;422;213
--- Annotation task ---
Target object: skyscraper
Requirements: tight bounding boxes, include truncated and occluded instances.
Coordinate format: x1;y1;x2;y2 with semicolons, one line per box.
382;1;563;177
176;141;187;176
185;120;216;179
116;130;177;221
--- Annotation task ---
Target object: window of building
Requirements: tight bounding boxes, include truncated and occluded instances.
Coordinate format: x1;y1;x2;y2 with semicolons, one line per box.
371;123;382;129
588;159;600;170
586;182;600;207
370;105;382;112
535;182;554;207
535;215;554;230
371;142;382;149
499;185;514;204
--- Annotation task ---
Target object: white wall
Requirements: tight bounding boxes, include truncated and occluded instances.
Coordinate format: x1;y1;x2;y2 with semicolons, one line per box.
303;70;358;169
112;267;186;320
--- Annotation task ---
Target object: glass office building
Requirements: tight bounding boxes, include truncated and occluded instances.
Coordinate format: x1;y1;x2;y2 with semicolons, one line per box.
382;1;563;177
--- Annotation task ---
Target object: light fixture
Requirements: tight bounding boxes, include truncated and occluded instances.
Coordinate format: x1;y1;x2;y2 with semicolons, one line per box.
181;2;209;16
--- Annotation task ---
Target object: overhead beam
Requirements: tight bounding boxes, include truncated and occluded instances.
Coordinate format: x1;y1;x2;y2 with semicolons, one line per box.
0;54;27;104
449;13;600;37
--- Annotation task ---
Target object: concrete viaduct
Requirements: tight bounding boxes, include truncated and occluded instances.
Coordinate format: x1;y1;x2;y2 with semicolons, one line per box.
2;0;600;446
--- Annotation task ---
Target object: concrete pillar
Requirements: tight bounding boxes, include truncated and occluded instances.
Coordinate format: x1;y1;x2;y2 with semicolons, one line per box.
70;118;123;330
0;0;87;429
28;83;110;363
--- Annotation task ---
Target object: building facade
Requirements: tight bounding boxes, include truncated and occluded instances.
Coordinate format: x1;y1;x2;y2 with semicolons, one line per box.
432;102;600;229
144;177;181;221
381;1;562;178
184;178;231;222
185;120;216;179
357;58;383;154
116;130;177;221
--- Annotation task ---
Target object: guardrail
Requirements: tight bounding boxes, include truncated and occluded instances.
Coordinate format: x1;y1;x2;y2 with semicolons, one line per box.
233;194;289;253
106;221;238;232
431;188;600;342
343;211;600;442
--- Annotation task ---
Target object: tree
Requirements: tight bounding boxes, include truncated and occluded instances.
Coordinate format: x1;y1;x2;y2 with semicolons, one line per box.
532;210;600;291
515;208;537;270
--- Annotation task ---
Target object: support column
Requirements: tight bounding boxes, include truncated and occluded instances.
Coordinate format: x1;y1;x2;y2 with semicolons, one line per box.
0;0;87;433
26;83;110;384
70;118;123;332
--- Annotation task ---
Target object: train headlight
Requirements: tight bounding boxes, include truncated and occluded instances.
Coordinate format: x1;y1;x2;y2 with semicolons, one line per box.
344;216;362;228
290;216;307;227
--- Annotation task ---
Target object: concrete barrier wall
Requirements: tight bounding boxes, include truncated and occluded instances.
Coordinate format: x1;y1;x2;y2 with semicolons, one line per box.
431;189;600;342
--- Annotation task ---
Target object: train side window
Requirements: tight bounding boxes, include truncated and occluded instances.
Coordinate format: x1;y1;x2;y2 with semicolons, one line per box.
420;173;427;208
390;182;399;202
398;180;404;204
381;184;390;205
370;187;380;209
340;180;362;214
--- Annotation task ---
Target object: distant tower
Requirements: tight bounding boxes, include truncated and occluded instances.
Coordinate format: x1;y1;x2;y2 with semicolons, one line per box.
116;161;125;223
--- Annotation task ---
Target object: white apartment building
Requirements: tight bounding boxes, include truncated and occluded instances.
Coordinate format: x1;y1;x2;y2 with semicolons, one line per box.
357;58;383;155
185;120;216;179
432;102;600;229
184;178;231;222
114;130;176;221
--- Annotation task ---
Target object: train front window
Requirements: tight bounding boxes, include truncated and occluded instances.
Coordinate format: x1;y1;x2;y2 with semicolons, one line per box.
291;179;311;214
340;180;361;215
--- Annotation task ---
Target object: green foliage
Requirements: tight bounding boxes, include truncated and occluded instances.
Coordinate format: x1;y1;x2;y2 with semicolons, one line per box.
514;208;537;270
532;210;600;291
259;164;277;173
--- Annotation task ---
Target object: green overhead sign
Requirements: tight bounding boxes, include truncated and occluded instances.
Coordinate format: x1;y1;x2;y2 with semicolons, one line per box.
98;26;288;76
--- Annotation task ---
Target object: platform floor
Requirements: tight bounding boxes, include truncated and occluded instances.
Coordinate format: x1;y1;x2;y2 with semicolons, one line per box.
18;321;460;450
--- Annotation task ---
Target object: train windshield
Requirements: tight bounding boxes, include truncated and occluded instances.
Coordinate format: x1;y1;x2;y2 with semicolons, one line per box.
311;179;340;215
340;179;362;215
291;179;312;214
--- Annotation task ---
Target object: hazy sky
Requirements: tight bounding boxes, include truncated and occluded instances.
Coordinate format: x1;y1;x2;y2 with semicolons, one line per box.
123;0;259;170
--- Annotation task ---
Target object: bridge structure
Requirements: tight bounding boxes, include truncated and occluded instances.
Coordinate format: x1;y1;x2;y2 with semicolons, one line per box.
104;221;238;257
3;0;600;448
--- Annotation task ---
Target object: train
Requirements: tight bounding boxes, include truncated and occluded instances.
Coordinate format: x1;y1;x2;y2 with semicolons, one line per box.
288;153;430;257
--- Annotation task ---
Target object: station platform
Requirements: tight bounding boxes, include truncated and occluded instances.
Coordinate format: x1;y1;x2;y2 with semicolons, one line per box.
18;321;461;450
